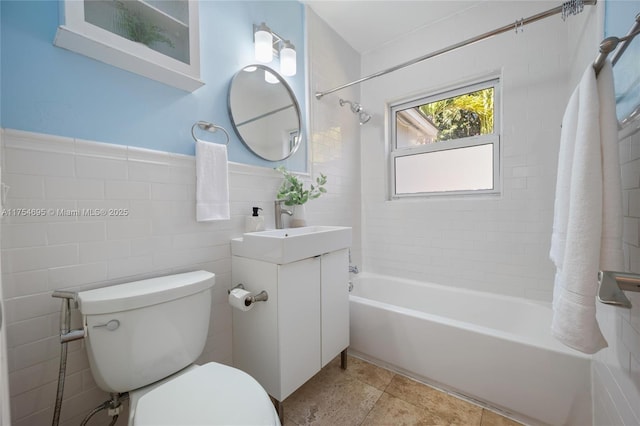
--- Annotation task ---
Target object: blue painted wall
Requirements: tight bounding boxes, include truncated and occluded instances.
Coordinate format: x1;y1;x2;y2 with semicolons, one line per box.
0;0;307;171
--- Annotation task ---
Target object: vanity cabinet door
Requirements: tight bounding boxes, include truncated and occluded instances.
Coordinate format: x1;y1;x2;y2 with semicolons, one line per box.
320;249;349;366
231;257;280;397
278;257;321;399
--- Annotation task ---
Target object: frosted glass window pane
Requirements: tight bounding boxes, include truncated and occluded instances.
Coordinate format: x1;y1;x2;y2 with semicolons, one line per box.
395;144;493;194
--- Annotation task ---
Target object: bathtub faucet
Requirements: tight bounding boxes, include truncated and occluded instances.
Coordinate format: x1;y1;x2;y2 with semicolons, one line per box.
348;249;359;274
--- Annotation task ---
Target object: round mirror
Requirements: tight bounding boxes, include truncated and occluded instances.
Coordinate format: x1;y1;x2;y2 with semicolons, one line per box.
228;65;302;161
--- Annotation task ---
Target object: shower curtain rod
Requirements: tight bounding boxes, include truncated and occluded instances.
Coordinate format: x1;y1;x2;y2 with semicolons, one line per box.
595;13;640;126
314;0;597;100
593;13;640;75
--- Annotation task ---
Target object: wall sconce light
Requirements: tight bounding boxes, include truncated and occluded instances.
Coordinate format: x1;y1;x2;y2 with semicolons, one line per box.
279;40;296;77
254;22;273;63
253;22;296;77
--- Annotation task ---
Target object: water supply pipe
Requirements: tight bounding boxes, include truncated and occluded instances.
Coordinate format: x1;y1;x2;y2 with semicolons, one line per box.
51;297;71;426
51;291;86;426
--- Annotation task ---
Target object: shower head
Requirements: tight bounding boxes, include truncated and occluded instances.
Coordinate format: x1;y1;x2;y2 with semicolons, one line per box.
358;111;371;125
339;98;371;125
339;98;362;114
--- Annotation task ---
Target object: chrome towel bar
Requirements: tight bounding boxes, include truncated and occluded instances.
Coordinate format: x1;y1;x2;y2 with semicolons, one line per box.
597;271;640;309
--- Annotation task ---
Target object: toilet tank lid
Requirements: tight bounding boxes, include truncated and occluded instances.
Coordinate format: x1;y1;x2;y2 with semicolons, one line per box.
77;271;215;315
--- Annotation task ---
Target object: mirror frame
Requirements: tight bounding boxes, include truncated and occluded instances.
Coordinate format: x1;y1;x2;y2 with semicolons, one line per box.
227;64;303;161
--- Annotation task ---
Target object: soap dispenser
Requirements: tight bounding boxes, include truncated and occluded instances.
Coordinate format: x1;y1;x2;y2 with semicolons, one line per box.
245;207;265;232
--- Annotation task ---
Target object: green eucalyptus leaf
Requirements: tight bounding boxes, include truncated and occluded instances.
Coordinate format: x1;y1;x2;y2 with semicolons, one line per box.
275;167;328;205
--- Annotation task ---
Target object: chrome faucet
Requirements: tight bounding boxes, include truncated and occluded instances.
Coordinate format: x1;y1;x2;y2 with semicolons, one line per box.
274;200;292;229
348;249;359;274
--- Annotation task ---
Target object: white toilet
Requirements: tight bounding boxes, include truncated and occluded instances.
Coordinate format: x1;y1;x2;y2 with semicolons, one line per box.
76;270;280;425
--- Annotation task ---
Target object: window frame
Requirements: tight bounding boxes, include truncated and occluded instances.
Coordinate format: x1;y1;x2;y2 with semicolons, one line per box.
389;77;501;199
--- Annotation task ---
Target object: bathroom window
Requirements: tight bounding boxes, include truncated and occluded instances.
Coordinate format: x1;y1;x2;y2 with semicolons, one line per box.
389;78;500;198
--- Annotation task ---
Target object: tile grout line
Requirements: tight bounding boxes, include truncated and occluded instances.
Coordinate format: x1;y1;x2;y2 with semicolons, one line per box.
479;408;486;426
356;371;397;426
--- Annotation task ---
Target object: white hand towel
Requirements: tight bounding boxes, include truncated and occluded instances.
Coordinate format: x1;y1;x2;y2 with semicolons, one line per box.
550;60;623;354
196;140;230;222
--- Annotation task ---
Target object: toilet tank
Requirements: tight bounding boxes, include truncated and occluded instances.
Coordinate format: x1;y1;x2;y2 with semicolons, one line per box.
76;270;215;393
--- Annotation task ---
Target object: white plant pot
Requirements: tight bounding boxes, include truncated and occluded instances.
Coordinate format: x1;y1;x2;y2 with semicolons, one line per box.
290;204;307;228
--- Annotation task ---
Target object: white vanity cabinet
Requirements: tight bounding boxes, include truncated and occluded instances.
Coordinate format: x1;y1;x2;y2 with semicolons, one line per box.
231;248;349;403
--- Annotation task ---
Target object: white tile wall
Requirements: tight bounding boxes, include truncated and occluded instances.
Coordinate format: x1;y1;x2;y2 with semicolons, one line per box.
0;114;360;424
359;1;571;301
565;2;640;422
306;7;362;267
593;124;640;426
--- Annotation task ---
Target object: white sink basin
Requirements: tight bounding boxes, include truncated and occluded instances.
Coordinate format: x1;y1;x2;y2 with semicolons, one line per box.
231;226;352;264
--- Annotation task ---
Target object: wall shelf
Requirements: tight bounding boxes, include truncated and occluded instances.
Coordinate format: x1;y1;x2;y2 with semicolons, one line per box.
54;0;203;92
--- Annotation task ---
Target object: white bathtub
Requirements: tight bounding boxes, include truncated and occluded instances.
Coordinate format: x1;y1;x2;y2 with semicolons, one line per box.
349;273;592;426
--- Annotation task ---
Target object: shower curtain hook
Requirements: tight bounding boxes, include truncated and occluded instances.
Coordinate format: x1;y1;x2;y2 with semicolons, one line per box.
562;0;584;21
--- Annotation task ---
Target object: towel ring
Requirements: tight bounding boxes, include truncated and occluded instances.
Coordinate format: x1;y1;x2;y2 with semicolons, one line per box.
191;121;230;145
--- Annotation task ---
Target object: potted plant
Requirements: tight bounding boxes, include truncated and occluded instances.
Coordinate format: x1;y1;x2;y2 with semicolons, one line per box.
116;1;175;49
275;166;327;227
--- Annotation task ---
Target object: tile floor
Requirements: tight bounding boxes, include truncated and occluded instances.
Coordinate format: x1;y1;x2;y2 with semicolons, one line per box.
282;355;523;426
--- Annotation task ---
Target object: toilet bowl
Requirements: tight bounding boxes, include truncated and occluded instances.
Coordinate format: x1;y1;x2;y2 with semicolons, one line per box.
76;270;280;425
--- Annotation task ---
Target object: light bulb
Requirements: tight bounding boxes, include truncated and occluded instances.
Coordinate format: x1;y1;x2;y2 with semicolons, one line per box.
254;23;273;63
280;40;296;77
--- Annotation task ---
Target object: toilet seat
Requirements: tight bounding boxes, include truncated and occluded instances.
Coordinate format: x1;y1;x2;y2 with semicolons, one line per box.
132;362;280;426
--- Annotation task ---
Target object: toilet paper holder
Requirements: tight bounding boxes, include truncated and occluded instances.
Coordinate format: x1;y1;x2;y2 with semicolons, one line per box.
228;284;269;306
